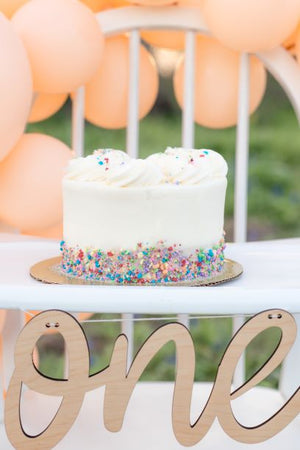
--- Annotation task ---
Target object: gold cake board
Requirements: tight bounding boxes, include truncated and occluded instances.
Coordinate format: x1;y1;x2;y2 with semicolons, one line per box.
30;257;243;287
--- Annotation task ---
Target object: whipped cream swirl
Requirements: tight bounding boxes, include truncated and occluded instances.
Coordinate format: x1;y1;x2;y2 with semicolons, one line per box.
65;147;227;187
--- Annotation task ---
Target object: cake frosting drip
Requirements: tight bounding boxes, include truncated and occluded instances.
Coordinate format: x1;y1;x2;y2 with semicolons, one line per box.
60;238;226;284
65;148;227;187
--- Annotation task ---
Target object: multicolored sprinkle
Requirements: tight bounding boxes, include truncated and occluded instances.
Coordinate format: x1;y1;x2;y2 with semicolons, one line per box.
60;238;225;285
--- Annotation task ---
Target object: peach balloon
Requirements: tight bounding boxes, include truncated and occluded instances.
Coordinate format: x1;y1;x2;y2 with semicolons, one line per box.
0;0;28;18
35;222;63;239
284;23;300;55
0;310;6;333
202;0;300;52
25;311;39;324
174;36;267;129
127;0;173;5
78;313;93;321
0;14;32;162
12;0;104;93
141;30;185;51
0;134;72;231
85;35;159;129
109;0;130;6
295;28;300;63
22;222;63;239
79;0;110;11
28;93;68;123
178;0;204;5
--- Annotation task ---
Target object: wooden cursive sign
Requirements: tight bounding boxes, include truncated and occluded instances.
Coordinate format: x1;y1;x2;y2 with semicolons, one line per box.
4;309;300;449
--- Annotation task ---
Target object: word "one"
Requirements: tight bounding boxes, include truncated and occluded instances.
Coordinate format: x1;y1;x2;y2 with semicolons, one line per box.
4;309;300;449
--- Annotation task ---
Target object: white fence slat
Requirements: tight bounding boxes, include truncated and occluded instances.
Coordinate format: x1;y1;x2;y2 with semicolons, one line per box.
177;314;189;329
72;86;85;158
124;30;140;362
182;30;196;149
126;30;140;159
232;53;250;385
121;313;134;370
234;53;250;243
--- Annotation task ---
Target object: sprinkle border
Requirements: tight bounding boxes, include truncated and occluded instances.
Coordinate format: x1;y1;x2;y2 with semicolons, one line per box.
60;238;225;285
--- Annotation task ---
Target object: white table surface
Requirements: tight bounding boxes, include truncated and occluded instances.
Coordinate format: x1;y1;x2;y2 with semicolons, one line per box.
0;234;299;315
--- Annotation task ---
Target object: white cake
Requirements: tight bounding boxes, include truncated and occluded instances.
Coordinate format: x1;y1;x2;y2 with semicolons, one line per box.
61;148;227;284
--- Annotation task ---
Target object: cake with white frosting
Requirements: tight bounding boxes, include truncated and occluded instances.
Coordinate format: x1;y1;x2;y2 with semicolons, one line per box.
61;147;227;284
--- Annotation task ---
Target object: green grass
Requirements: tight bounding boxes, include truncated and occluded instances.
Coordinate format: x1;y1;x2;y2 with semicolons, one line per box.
32;75;299;388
